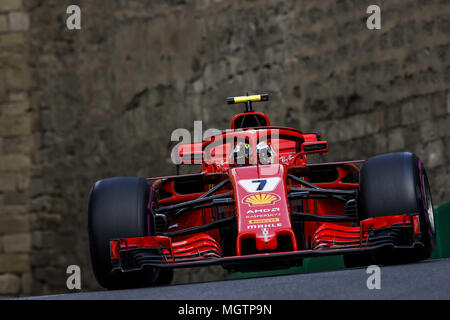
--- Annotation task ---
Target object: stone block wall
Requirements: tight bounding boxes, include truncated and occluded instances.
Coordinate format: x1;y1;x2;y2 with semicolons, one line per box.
0;0;448;296
0;0;34;297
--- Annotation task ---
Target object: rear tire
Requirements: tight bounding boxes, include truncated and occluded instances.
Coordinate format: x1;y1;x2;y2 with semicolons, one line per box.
88;177;173;289
343;152;436;268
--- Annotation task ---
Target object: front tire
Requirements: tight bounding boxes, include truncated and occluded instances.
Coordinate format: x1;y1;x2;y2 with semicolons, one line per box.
344;152;436;268
88;177;172;289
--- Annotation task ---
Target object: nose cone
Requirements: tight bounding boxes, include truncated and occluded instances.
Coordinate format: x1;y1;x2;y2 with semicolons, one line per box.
229;164;297;255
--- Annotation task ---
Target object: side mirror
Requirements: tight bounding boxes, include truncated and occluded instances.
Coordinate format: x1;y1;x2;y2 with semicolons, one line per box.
177;143;203;164
301;141;329;154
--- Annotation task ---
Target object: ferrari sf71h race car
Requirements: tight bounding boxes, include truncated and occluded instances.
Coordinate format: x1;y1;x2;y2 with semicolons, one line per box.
88;94;436;289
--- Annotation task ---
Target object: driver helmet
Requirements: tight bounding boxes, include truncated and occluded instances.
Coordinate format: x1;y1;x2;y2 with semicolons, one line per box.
233;141;252;165
256;141;273;165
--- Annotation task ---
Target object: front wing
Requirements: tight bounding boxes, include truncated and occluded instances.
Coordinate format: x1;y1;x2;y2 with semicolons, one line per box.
110;215;422;273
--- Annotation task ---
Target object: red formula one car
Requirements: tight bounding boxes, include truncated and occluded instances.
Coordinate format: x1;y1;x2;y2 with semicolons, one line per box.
88;94;436;289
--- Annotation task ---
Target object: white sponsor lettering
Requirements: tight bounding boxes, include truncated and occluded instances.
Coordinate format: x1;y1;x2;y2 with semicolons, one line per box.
247;223;282;230
247;207;280;214
238;177;281;193
246;213;281;219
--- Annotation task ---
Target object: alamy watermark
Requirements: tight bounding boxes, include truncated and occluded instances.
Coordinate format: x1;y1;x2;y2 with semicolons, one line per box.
66;5;81;30
66;265;81;290
366;5;381;30
170;121;281;166
366;265;381;290
65;5;380;31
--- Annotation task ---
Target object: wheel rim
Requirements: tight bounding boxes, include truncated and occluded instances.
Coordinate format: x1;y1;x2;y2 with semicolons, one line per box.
423;174;435;235
419;161;436;240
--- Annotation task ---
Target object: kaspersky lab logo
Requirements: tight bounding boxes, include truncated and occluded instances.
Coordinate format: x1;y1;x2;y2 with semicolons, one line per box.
242;193;281;206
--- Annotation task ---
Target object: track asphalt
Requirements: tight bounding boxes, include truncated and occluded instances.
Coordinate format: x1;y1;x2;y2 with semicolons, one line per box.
20;258;450;300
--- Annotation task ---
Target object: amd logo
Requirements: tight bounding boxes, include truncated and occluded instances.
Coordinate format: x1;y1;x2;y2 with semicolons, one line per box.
246;208;280;214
